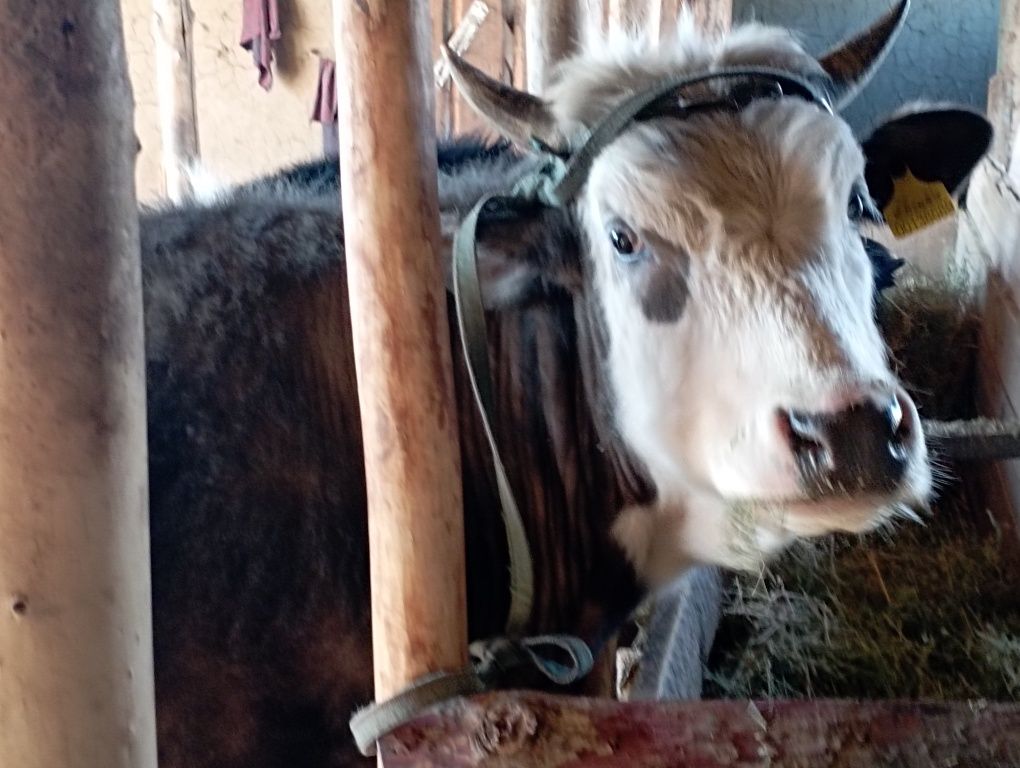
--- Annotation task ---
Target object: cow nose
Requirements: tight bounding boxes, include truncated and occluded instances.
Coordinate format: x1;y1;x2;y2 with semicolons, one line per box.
778;390;915;496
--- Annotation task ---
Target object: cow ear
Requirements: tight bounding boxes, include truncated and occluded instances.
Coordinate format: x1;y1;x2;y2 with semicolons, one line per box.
861;107;993;210
441;198;582;309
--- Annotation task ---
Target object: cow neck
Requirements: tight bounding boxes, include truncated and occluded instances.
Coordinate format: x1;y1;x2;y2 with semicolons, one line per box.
451;286;651;647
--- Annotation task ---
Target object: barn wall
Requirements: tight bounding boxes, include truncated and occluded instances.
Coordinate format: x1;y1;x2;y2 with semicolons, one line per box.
124;2;164;202
729;0;1000;276
733;0;999;135
124;0;333;202
955;0;1020;529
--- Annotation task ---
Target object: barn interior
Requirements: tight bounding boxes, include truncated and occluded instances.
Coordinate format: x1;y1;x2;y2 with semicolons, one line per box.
1;1;1019;766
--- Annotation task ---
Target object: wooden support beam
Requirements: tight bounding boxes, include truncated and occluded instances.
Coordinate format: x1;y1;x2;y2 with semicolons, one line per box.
446;0;509;135
432;0;453;137
333;0;468;719
682;0;732;36
380;693;1020;766
0;3;157;768
152;0;200;201
656;0;732;38
645;0;664;42
511;0;528;89
525;0;582;93
607;0;653;35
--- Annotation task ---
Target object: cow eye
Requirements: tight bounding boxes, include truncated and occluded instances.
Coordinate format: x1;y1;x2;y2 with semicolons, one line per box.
608;221;645;263
847;192;866;222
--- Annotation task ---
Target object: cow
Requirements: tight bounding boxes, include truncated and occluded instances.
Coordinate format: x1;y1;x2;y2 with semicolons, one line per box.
142;4;992;766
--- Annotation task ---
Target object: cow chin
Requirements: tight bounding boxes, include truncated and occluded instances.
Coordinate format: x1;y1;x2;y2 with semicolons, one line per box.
719;462;932;569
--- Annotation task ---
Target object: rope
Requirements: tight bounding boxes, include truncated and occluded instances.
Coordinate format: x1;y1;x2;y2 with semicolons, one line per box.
349;635;593;757
453;194;536;636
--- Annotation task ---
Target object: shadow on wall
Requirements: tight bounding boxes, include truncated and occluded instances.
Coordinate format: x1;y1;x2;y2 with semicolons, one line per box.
734;0;1000;133
272;0;308;83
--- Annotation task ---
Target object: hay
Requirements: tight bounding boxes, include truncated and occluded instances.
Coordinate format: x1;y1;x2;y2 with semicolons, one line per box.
704;492;1020;700
876;265;982;420
703;269;1020;702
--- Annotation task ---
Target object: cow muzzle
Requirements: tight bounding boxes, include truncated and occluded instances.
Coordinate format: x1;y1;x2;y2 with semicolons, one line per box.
777;387;919;498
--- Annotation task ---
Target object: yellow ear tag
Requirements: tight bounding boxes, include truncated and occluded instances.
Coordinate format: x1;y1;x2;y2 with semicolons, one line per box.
882;169;957;239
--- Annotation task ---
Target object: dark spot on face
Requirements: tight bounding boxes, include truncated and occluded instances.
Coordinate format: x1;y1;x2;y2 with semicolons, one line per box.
634;229;691;323
11;596;27;616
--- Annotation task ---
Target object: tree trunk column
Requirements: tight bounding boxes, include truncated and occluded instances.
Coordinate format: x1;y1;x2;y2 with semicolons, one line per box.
334;0;469;709
0;4;157;768
526;0;583;93
153;0;200;201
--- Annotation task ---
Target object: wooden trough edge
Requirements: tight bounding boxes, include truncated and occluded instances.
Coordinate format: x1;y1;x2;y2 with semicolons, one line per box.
378;692;1020;767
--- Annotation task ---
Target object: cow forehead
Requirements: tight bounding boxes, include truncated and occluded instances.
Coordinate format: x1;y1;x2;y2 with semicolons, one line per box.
585;100;865;244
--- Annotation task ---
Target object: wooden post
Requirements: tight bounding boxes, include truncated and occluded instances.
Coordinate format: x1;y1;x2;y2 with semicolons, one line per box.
153;0;200;201
334;0;468;720
606;0;669;41
955;0;1020;532
0;4;157;768
607;0;650;33
526;0;583;92
656;0;731;39
432;0;453;137
511;0;528;89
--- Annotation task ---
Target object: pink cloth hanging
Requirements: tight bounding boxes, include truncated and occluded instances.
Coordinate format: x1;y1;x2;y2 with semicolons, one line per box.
310;56;338;123
240;0;281;91
311;56;339;158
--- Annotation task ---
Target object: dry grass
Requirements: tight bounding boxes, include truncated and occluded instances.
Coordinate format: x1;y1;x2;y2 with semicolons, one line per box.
877;265;982;421
704;491;1020;700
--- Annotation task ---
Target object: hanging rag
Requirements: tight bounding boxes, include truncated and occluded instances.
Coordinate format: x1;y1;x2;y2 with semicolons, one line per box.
240;0;281;91
311;56;339;157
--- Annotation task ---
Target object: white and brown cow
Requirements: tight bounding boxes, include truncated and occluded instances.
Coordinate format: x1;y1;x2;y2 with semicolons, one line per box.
144;3;991;766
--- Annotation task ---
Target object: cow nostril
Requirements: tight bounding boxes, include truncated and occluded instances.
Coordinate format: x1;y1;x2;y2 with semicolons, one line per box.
778;409;833;474
885;394;903;435
779;391;915;497
887;390;916;459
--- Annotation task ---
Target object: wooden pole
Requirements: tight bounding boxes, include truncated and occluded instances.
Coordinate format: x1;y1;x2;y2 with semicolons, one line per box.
334;0;468;718
153;0;200;201
683;0;731;36
432;0;453;137
0;4;157;768
511;0;528;89
526;0;583;92
655;0;732;39
446;1;509;135
607;0;650;33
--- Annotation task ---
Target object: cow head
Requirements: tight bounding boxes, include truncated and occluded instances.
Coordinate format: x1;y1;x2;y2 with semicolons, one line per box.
445;1;992;581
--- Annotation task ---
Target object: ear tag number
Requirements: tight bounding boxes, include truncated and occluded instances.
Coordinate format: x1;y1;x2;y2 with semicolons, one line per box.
882;168;957;239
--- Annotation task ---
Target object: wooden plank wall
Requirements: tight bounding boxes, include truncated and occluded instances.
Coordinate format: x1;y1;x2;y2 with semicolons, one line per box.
433;0;731;137
955;0;1020;536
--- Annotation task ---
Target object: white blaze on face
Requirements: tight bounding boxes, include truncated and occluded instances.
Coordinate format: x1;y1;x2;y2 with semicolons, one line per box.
582;101;931;578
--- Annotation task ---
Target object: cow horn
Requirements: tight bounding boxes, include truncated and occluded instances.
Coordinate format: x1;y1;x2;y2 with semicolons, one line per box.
818;0;910;110
443;45;565;151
